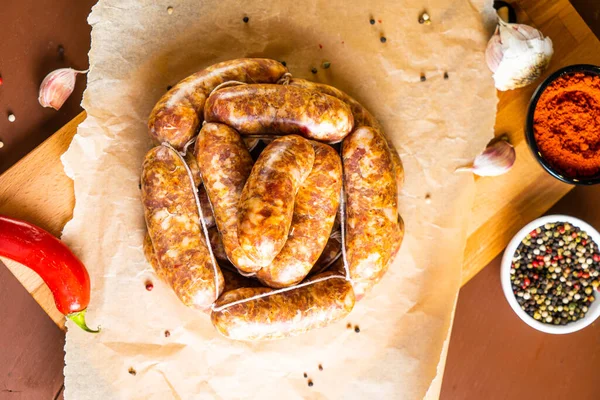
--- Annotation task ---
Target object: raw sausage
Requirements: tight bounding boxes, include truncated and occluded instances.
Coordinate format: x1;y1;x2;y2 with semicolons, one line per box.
342;126;403;300
211;272;355;341
289;78;404;190
184;152;215;228
204;84;354;143
256;142;341;288
194;123;260;273
141;145;224;310
238;135;315;267
148;58;288;150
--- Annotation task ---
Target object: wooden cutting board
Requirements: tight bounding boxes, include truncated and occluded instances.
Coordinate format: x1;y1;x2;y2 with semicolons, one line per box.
1;0;599;329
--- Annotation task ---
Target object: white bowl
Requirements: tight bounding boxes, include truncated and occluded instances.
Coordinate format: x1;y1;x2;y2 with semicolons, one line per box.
500;214;600;334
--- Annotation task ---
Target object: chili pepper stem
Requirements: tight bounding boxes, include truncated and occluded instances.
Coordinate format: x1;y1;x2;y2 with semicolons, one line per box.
67;309;100;333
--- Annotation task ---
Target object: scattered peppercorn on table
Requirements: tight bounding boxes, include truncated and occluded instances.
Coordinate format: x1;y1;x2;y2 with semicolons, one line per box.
1;0;600;329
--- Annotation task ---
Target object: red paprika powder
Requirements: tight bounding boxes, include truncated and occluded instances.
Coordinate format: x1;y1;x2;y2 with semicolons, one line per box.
534;72;600;177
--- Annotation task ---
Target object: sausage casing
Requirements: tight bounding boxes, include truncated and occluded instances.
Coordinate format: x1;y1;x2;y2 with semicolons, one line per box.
238;135;315;267
204;84;354;143
342;126;403;300
194;123;260;273
141;145;224;310
256;142;341;288
289;78;404;190
148;58;287;150
211;272;355;341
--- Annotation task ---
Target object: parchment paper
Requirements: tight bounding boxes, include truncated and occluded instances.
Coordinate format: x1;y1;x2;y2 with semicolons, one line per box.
61;1;497;398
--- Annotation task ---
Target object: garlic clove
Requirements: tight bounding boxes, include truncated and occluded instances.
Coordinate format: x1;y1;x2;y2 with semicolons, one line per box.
485;28;503;73
38;68;88;110
485;18;553;91
456;139;516;177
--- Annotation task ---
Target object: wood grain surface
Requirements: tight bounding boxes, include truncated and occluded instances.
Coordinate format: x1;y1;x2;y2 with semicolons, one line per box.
0;0;599;335
442;184;600;400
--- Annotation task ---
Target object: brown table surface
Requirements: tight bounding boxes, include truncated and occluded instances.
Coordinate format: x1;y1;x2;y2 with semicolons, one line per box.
1;1;599;399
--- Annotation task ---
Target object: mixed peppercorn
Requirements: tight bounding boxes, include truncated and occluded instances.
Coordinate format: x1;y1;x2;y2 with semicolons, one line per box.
510;222;600;325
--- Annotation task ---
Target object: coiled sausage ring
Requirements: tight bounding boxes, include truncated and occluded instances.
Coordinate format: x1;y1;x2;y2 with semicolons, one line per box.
141;58;404;341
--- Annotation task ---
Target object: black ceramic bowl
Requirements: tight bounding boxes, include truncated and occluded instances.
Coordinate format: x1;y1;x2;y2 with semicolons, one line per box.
525;64;600;185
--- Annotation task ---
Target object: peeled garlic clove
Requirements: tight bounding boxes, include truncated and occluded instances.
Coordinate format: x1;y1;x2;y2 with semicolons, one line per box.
485;19;553;91
38;68;87;110
457;139;516;177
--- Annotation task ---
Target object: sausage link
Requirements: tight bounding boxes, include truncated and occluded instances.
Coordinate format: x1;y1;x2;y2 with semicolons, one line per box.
204;84;354;143
141;145;224;310
289;78;404;190
148;59;287;150
342;126;403;300
194;123;260;273
184;152;215;228
256;142;341;288
238;135;315;267
211;272;355;341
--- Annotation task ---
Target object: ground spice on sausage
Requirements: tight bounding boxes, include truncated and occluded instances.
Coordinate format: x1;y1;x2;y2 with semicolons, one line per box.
533;72;600;177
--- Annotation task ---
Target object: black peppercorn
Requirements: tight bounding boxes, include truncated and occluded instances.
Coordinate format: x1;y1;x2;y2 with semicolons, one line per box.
303;372;307;378
420;74;426;82
280;61;287;67
243;16;249;23
380;36;387;43
311;67;318;74
308;380;314;387
354;326;360;333
444;72;449;80
370;18;375;25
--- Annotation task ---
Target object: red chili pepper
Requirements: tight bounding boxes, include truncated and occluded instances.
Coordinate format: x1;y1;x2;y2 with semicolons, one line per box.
0;214;98;333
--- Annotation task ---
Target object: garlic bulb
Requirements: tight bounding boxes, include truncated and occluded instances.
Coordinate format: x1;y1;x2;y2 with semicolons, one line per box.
456;139;516;177
38;68;88;110
485;19;553;91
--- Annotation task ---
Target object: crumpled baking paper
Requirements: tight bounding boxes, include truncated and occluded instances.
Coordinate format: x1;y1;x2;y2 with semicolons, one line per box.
61;0;497;398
